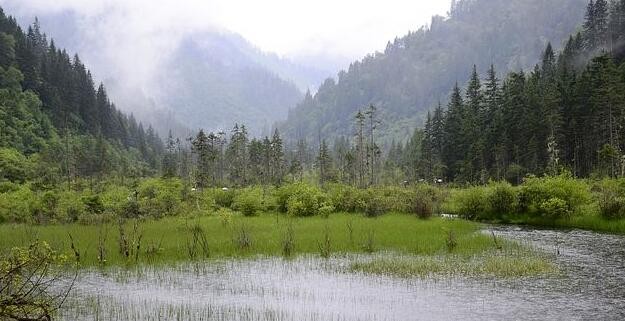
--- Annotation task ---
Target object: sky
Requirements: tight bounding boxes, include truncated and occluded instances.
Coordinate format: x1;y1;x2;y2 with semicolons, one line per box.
1;0;451;60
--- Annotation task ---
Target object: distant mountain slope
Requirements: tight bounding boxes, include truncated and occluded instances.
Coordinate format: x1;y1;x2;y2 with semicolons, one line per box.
152;33;304;135
5;9;332;135
281;0;589;145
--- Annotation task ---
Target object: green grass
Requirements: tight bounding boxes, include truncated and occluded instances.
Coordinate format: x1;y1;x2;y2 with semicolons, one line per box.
350;250;556;278
0;212;547;270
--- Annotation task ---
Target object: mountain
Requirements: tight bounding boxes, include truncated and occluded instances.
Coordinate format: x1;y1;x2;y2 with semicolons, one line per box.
0;8;163;183
152;32;304;135
4;9;335;136
280;0;590;145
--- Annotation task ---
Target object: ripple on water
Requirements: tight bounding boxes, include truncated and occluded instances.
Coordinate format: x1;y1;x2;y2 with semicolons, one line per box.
59;227;625;321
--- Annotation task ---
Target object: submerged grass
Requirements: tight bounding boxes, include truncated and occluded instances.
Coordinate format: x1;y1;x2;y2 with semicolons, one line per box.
350;249;556;278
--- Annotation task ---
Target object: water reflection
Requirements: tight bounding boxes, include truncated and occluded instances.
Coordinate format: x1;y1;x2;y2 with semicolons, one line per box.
60;227;625;321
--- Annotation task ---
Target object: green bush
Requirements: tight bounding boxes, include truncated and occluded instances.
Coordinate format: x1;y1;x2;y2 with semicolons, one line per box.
519;174;591;219
137;178;183;218
599;196;625;219
411;194;433;219
539;197;570;219
232;188;263;217
214;189;236;208
454;187;488;220
56;191;87;223
486;182;517;219
275;183;319;213
326;184;367;213
363;191;390;217
0;185;38;223
286;184;329;217
594;179;625;220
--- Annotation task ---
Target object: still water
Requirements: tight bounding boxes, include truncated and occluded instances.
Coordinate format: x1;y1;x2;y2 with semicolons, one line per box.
59;226;625;321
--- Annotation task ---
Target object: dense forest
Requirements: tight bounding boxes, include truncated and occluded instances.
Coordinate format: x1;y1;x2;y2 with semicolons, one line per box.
400;0;625;183
281;0;589;145
0;10;163;186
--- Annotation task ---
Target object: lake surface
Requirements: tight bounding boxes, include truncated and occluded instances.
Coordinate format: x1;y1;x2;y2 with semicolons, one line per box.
59;226;625;321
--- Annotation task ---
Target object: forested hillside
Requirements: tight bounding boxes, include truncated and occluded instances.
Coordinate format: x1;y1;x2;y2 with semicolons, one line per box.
391;0;625;183
281;0;589;144
0;10;162;185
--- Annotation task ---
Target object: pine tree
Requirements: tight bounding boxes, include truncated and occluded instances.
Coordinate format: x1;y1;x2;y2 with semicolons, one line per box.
316;139;333;185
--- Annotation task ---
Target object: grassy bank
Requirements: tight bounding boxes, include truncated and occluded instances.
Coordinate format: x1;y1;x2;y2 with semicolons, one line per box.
0;213;554;276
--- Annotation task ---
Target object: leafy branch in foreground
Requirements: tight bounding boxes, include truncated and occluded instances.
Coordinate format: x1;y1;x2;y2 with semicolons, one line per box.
0;241;76;321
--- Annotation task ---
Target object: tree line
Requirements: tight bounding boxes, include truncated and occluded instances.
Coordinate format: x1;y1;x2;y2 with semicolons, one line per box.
397;0;625;184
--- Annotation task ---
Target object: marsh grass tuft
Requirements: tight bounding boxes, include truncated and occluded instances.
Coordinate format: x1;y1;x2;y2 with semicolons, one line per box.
362;229;376;253
234;223;252;251
281;222;295;257
445;229;457;252
186;224;210;259
318;225;332;258
350;250;556;278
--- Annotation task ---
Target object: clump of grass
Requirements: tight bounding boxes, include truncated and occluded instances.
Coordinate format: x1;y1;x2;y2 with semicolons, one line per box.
234;224;252;251
346;219;354;245
318;225;332;258
97;225;107;267
445;229;457;252
117;219;143;262
281;223;295;257
362;229;376;253
350;250;556;278
186;224;210;259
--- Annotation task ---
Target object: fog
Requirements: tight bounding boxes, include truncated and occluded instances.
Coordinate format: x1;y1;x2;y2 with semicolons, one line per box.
0;0;450;134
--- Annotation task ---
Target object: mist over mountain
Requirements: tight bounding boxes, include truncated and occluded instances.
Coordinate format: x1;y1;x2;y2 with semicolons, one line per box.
5;7;335;136
281;0;590;145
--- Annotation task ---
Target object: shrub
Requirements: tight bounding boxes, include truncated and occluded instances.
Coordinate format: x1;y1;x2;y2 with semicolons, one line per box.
233;188;263;216
286;184;329;217
599;196;625;219
82;194;105;215
363;191;389;217
318;204;335;218
214;189;236;208
486;182;517;219
326;184;367;212
137;178;183;218
275;183;309;213
454;187;488;220
411;194;433;219
595;179;625;220
56;191;87;223
539;197;570;219
519;174;591;219
100;185;132;215
0;185;38;223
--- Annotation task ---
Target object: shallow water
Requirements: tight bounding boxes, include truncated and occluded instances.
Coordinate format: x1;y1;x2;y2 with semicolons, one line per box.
59;226;625;321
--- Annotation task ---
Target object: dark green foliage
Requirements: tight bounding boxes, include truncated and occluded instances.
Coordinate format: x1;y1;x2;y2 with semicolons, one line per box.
282;0;589;145
0;12;162;184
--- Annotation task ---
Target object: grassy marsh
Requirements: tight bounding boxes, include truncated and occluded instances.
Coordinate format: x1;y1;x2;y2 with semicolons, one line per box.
0;212;555;277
